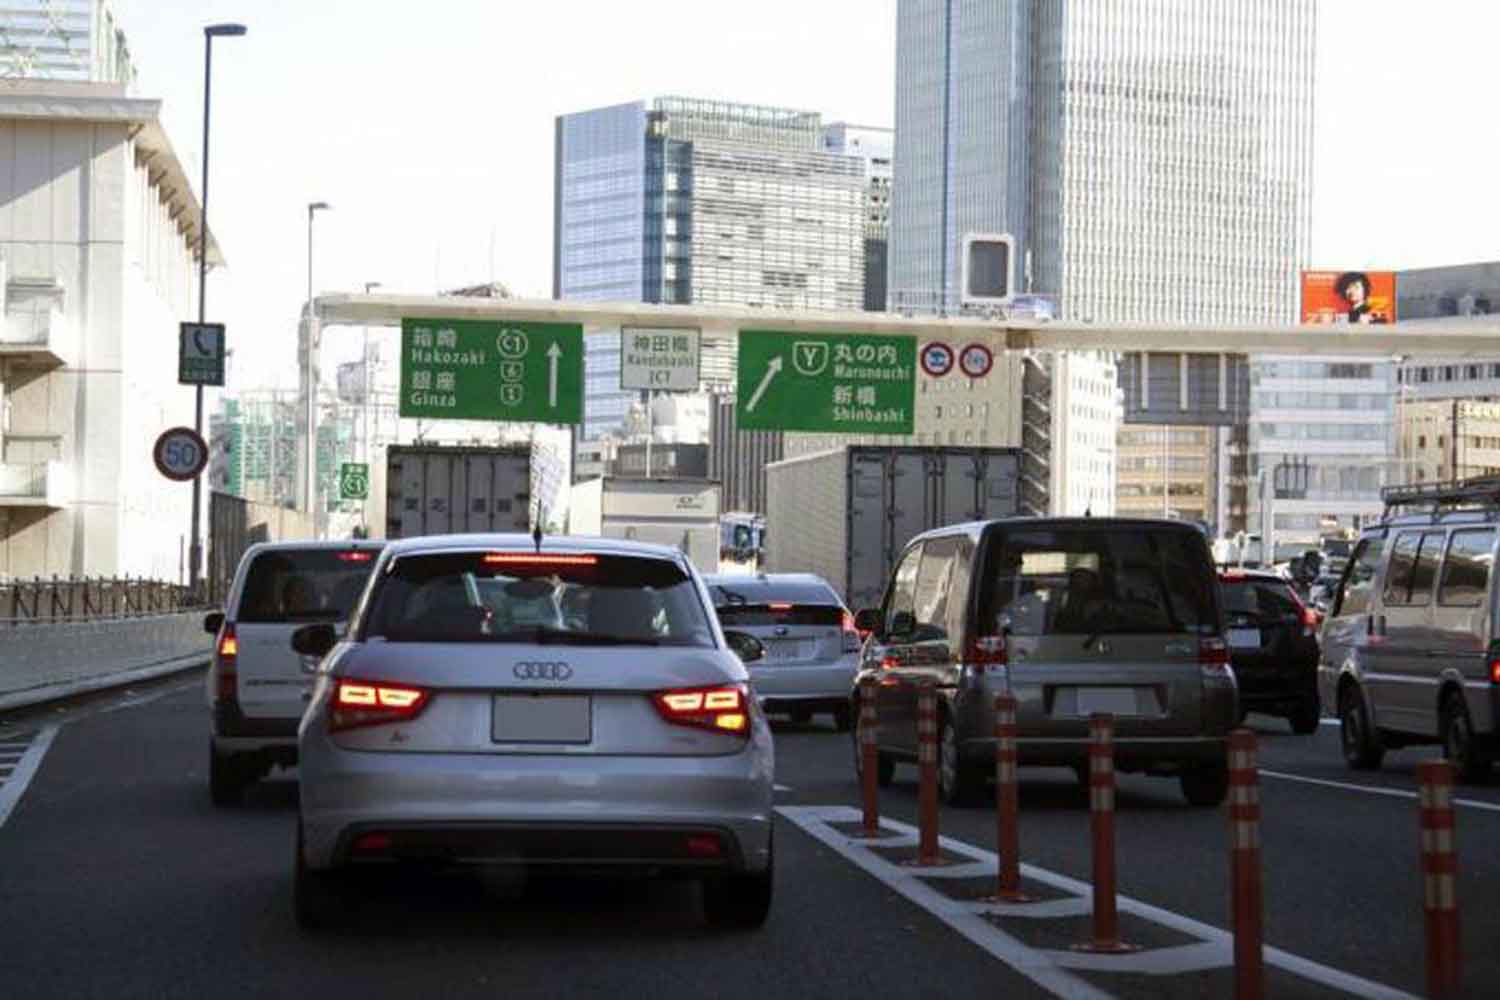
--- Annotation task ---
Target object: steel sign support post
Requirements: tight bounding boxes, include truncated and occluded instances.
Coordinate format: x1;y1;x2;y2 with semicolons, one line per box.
304;201;330;533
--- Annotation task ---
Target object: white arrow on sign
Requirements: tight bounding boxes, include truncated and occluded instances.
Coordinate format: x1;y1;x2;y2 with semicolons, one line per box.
746;356;783;413
547;342;562;408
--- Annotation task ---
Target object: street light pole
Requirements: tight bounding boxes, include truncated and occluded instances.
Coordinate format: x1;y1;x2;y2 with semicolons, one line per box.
303;200;330;532
191;22;247;596
361;281;380;530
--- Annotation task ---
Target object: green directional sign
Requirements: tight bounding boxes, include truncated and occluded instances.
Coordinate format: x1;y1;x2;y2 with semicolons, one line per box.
399;318;583;424
339;462;369;501
736;329;916;434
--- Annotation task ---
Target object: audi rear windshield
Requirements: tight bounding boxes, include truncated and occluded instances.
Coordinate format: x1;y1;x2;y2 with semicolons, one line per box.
237;549;381;624
362;551;714;647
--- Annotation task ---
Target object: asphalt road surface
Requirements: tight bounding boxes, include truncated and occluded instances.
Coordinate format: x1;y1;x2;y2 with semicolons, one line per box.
2;676;1496;999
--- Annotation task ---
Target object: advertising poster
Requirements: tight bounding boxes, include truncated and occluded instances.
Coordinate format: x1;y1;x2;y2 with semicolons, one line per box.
1300;270;1397;325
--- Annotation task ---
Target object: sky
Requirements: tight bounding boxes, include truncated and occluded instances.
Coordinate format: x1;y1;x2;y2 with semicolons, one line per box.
110;0;1500;391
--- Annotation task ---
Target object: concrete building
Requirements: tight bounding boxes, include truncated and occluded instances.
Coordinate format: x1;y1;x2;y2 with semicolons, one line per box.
1395;262;1500;403
0;0;135;87
0;79;218;580
1398;400;1500;484
1051;352;1120;516
1116;424;1216;526
707;395;783;516
821;123;892;312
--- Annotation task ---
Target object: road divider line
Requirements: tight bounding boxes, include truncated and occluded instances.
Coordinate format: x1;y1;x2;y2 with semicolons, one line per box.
0;725;58;831
778;805;1418;1000
1262;769;1500;814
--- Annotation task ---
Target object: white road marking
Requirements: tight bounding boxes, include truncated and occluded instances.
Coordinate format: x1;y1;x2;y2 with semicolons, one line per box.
101;677;201;714
0;726;58;830
779;805;1418;1000
1261;769;1500;814
773;784;794;793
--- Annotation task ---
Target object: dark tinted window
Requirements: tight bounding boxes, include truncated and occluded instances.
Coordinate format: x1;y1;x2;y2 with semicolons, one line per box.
1221;578;1301;623
978;526;1217;636
707;578;843;627
1336;536;1384;616
1409;533;1445;605
365;551;712;646
237;549;380;624
1438;529;1495;607
1382;532;1421;605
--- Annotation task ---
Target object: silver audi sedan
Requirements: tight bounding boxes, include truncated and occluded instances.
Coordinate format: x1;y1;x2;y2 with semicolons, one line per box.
292;534;775;930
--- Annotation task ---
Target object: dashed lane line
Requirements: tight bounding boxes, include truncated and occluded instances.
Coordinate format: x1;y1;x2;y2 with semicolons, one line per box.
778;805;1417;1000
0;725;58;831
1261;768;1500;814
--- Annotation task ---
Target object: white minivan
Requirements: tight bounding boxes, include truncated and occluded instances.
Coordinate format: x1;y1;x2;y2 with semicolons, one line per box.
204;540;383;805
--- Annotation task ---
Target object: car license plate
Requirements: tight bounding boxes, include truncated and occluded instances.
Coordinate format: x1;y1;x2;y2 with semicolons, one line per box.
1076;687;1138;716
1228;628;1262;650
492;693;591;744
764;640;811;662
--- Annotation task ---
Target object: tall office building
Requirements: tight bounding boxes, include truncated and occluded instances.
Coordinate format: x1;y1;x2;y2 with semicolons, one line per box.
890;0;1315;528
0;0;135;86
554;97;872;445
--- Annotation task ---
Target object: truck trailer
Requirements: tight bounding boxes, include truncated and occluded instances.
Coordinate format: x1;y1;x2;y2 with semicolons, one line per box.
568;477;721;574
383;444;537;539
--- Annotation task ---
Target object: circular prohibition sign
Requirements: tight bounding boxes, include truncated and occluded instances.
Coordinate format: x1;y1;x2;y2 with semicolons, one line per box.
153;426;209;482
920;341;956;377
958;342;995;379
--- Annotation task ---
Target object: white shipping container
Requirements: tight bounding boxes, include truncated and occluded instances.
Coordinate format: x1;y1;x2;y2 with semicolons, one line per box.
568;477;721;573
384;445;535;539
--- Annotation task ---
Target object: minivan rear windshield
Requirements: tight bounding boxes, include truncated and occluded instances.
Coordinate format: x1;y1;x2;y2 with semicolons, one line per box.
364;551;714;647
979;526;1218;637
237;549;381;624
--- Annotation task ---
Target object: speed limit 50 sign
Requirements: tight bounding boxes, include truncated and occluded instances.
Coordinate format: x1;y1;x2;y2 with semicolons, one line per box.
153;426;208;482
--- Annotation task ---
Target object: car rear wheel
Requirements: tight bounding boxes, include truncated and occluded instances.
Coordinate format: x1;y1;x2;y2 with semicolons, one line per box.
1339;686;1384;771
702;835;773;930
1180;761;1229;807
938;713;986;807
209;742;250;807
294;820;348;931
1441;691;1494;784
1289;695;1321;735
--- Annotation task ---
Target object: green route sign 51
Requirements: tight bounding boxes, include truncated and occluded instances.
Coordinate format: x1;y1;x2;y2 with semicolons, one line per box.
399;318;583;425
736;329;916;434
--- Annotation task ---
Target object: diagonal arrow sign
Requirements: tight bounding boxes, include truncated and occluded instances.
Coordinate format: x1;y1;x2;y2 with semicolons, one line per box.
546;342;562;408
746;355;783;413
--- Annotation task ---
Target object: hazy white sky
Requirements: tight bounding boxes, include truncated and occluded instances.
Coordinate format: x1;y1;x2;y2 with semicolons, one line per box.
111;0;1500;390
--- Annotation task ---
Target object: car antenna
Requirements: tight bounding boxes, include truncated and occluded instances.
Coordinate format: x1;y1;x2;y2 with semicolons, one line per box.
532;505;545;553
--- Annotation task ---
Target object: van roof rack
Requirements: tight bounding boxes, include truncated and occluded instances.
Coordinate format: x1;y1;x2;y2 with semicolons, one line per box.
1380;476;1500;514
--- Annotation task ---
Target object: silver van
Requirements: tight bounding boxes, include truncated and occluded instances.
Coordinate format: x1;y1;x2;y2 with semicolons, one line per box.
851;518;1237;807
1318;479;1500;782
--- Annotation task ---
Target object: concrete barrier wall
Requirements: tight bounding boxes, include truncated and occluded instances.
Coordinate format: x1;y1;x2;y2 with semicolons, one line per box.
0;611;211;711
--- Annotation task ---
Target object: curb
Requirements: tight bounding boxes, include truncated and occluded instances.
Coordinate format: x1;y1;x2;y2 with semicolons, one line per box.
0;654;210;714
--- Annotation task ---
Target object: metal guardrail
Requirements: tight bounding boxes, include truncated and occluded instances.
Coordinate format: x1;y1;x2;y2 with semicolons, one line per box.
0;577;197;624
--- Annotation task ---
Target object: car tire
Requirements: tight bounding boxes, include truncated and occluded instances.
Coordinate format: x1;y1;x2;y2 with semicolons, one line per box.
1441;691;1494;784
938;712;986;807
832;704;853;733
209;742;249;807
1180;761;1230;807
1339;686;1384;771
294;820;347;931
1289;695;1321;735
702;835;773;930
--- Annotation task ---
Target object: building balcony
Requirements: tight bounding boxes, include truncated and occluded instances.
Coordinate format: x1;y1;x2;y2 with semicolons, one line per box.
1;278;75;369
0;461;71;509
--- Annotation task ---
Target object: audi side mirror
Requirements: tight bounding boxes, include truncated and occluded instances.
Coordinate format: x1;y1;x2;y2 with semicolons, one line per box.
202;611;224;635
723;630;766;664
853;608;884;635
291;623;338;659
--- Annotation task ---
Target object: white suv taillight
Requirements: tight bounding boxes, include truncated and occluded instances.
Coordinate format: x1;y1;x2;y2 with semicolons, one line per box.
329;679;430;732
214;624;238;702
653;684;750;736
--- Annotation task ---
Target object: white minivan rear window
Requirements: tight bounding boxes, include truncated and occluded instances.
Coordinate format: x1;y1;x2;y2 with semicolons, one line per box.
1437;529;1495;608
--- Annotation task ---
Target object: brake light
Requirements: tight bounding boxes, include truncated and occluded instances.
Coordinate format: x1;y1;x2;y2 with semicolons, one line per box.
337;551;373;562
1490;657;1500;685
768;602;793;611
1199;636;1232;678
215;624;238;702
964;635;1008;673
329;679;430;731
652;684;750;736
482;553;598;566
841;610;861;653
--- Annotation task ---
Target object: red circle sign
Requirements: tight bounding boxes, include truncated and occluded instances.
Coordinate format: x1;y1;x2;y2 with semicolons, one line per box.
153;426;208;482
920;341;955;377
959;343;994;379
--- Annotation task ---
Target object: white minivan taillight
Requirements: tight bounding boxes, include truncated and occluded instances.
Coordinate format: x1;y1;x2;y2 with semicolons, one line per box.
329;679;430;732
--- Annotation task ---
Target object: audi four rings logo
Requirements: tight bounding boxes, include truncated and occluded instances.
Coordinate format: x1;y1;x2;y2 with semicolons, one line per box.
513;661;573;681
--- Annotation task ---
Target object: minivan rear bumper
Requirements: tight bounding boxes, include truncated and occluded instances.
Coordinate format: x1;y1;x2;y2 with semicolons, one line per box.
959;735;1228;772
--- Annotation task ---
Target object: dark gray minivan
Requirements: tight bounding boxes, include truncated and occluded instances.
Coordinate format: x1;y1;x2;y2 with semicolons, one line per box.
851;518;1237;806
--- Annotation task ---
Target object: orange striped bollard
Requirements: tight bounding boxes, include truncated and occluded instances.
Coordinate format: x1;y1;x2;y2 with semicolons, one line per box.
1418;760;1461;998
856;677;880;838
983;693;1035;903
1073;713;1137;953
909;680;943;866
1229;729;1264;1000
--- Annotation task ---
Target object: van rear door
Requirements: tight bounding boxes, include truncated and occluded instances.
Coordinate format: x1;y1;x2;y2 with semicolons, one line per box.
977;524;1219;739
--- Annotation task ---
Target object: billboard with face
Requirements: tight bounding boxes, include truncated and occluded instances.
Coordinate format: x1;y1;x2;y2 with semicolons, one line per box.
1301;270;1396;325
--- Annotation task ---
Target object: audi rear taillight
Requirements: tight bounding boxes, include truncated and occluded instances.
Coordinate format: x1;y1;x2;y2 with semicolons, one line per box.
653;684;750;736
841;610;861;653
329;679;430;732
215;624;238;701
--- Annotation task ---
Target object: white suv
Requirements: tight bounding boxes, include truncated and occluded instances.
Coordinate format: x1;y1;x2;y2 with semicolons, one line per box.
205;540;383;805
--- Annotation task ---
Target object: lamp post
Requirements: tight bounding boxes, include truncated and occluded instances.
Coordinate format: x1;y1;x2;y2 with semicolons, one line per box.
303;200;330;530
361;281;381;530
190;22;246;596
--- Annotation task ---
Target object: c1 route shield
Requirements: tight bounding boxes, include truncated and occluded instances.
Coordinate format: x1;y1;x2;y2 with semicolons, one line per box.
736;329;915;435
400;318;583;424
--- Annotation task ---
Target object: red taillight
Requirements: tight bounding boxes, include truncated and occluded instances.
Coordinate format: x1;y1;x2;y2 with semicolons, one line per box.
337;551;373;562
652;684;750;736
1199;636;1231;675
482;553;598;566
1490;658;1500;685
215;624;238;701
352;832;393;853
841;610;861;653
965;635;1008;670
685;834;723;858
329;679;430;732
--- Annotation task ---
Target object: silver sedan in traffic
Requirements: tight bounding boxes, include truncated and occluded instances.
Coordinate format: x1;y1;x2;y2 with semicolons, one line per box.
292;534;775;930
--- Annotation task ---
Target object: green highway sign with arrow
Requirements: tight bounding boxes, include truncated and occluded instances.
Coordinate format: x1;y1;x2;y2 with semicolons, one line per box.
736;329;917;434
399;318;583;424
